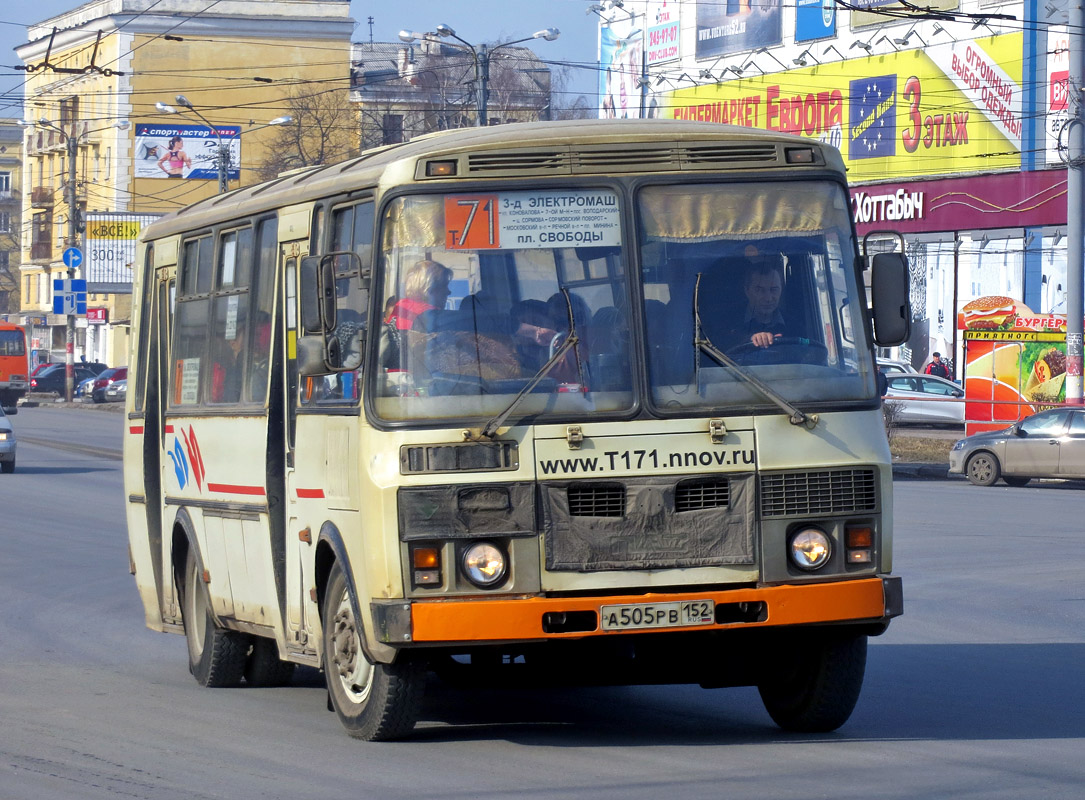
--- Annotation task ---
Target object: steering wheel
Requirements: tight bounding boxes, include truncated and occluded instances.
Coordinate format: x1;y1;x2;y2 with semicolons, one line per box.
726;336;829;366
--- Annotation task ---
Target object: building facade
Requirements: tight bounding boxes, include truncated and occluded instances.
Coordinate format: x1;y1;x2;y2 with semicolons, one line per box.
16;0;354;368
596;1;1065;375
351;37;553;149
0;122;21;317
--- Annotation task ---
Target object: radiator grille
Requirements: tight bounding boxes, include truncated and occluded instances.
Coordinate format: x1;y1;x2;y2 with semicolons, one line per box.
760;468;878;517
675;477;730;512
463;143;785;176
685;144;778;164
568;484;626;517
467;151;566;172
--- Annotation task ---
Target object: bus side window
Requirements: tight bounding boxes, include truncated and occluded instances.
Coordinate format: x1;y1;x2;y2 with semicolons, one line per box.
172;237;212;405
246;219;278;403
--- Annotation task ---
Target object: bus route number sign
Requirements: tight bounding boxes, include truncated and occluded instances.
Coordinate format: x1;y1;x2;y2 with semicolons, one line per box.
444;190;622;251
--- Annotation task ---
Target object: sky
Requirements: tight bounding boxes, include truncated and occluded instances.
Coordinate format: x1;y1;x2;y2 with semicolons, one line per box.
0;0;602;118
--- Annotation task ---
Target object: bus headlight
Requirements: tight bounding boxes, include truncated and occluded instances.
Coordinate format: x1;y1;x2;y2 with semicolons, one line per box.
789;527;832;571
461;541;507;588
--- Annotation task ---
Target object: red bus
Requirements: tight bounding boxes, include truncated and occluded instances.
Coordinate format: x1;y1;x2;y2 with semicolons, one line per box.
0;322;29;408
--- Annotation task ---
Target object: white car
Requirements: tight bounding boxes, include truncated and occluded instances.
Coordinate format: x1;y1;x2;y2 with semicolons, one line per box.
877;358;918;375
0;403;15;473
883;373;964;426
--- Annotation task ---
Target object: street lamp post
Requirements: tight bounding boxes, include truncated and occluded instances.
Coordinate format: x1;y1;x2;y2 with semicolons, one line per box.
20;117;129;402
399;25;559;127
156;100;291;192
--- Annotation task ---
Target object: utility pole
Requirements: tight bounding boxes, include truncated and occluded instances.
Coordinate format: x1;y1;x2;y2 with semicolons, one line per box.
63;128;78;403
1067;1;1084;404
476;44;490;127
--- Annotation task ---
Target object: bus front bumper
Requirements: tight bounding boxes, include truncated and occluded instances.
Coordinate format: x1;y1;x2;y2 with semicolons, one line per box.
374;576;903;645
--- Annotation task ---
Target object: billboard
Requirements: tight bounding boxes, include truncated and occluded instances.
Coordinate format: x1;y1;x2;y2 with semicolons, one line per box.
664;34;1022;182
696;0;782;59
134;123;241;181
646;0;680;66
1046;25;1069;166
84;213;161;288
795;0;835;43
600;23;646;118
851;0;958;29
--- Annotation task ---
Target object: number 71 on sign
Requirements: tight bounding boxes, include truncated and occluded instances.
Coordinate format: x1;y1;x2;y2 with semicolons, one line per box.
445;195;499;250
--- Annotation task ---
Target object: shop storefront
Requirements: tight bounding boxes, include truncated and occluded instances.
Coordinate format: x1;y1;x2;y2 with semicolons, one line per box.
851;169;1067;376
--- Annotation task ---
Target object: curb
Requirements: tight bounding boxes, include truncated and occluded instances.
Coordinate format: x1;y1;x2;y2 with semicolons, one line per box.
891;462;955;480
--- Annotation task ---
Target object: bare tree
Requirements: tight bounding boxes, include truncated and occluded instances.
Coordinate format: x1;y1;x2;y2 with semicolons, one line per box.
255;86;359;181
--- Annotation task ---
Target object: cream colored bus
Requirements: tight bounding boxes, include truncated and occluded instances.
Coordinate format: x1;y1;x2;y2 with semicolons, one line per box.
124;120;911;740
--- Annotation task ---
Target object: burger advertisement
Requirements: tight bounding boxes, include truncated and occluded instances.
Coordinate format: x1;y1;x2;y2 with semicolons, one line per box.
962;296;1068;430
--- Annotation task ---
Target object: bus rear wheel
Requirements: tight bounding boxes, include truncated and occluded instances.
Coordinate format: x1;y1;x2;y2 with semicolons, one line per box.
183;551;250;687
757;631;866;733
322;562;424;741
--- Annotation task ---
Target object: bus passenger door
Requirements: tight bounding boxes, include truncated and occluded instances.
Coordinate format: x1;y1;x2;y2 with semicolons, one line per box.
155;271;179;621
278;240;320;655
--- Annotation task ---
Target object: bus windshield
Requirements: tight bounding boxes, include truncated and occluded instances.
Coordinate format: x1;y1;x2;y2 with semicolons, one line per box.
373;180;875;424
374;188;634;422
640;181;874;410
0;329;26;357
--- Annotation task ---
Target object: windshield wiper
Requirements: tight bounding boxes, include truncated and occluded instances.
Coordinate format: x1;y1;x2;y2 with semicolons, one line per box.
475;288;584;441
693;273;817;428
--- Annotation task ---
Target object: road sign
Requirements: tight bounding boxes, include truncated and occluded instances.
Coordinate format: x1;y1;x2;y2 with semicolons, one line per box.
62;247;84;269
52;279;88;316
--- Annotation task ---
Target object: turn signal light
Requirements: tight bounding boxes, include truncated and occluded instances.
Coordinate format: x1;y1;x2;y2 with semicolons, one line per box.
426;160;457;177
411;545;441;587
846;525;873;564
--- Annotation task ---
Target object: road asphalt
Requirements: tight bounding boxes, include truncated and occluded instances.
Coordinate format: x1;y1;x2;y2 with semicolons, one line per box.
18;393;959;481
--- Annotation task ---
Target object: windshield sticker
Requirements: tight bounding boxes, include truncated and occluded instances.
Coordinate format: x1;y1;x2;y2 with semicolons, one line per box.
444;190;621;251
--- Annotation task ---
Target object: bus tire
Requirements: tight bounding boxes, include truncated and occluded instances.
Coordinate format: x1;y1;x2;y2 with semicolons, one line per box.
965;451;1000;486
183;551;250;688
757;631;866;733
322;562;424;741
244;637;296;687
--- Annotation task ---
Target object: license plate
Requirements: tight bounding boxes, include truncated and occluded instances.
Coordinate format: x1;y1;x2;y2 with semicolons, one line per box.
600;599;715;631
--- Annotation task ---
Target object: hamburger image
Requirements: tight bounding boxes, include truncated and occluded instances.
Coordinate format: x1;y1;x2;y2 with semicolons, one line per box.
962;296;1017;330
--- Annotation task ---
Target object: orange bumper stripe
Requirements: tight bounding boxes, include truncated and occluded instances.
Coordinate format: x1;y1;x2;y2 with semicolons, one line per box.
410;578;890;643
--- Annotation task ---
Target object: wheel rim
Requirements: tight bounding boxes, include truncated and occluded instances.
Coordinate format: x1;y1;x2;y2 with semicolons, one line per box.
330;589;374;705
186;565;207;661
969;455;994;483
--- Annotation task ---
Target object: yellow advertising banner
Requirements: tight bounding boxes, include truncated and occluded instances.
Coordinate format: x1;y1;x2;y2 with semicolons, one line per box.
663;34;1022;182
86;219;142;240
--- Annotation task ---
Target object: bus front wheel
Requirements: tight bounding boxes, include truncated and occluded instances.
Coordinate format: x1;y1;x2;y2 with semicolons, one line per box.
757;631;866;733
183;551;250;687
322;562;424;741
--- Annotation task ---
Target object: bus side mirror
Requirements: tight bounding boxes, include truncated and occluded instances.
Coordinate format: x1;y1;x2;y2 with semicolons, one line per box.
870;252;911;347
296;335;330;377
299;255;337;335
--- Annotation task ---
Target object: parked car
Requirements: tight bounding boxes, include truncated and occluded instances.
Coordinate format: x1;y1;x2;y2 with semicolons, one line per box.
75;375;97;400
949;407;1085;486
0;403;15;473
104;378;127;402
883;373;964;426
91;366;127;403
28;364;99;397
877;358;918;375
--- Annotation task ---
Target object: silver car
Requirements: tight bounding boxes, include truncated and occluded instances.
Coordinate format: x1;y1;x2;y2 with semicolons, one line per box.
949;408;1085;486
0;403;15;474
883;373;964;426
877;358;918;375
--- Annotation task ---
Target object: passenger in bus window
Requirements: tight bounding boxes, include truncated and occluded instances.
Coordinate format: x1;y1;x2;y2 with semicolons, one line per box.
247;313;272;402
387;260;452;332
212;319;247;403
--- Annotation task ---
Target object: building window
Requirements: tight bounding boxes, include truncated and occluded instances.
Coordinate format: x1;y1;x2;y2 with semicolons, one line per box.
0;171;10;194
382;114;404;145
0;212;9;233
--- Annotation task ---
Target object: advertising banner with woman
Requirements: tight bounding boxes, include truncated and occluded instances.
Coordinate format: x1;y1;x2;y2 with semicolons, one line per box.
134;124;241;180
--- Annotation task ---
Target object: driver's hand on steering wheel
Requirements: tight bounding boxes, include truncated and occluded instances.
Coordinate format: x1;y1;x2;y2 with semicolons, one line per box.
750;331;781;348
